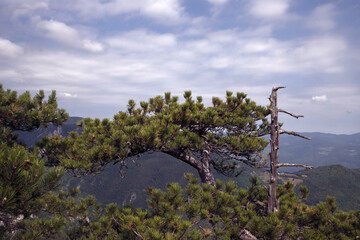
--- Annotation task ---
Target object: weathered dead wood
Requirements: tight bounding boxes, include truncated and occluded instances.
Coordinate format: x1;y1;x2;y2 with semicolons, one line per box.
267;87;280;213
279;130;311;140
239;229;258;240
273;86;286;91
276;163;313;169
267;86;311;214
278;109;304;119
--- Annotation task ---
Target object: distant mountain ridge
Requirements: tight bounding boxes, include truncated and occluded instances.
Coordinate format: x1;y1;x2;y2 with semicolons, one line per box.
278;132;360;170
16;116;83;147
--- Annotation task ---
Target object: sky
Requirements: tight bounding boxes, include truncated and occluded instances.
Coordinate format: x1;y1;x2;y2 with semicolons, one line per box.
0;0;359;134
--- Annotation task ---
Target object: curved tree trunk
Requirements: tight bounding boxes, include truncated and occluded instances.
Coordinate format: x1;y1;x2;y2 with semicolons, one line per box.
199;143;216;186
197;166;216;186
162;147;216;186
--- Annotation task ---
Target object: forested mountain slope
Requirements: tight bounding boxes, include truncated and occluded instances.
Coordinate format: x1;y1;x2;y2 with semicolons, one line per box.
279;132;360;170
295;165;360;211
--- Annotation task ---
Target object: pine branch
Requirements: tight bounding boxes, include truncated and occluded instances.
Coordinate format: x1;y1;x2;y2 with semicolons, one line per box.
279;130;311;140
276;163;313;169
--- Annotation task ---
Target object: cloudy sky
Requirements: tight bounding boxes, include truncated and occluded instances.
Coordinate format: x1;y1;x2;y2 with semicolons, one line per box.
0;0;359;134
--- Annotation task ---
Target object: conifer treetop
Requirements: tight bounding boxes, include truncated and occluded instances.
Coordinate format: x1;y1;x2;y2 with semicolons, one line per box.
0;84;69;131
39;91;270;185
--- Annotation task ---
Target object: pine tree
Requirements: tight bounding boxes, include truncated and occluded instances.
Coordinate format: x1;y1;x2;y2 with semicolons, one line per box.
39;91;270;185
3;84;359;239
0;84;68;145
0;84;97;239
69;174;360;239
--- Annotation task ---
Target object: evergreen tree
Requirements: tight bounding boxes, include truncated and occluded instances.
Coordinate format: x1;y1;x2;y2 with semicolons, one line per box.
0;84;68;145
68;174;360;239
2;85;359;239
39;91;270;185
0;84;97;239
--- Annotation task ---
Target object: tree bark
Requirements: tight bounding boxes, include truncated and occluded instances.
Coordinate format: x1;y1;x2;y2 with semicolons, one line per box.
267;86;310;214
162;148;216;186
239;229;258;240
199;144;216;186
197;165;216;186
267;87;282;213
276;163;313;169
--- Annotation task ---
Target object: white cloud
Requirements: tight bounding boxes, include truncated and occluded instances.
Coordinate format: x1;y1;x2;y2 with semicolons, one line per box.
0;0;358;134
308;86;359;107
293;36;346;73
37;20;104;53
67;0;185;24
3;0;186;25
37;20;79;46
106;30;177;52
0;70;23;82
210;57;231;69
82;40;105;53
241;39;275;53
186;39;221;54
238;26;274;38
307;3;336;31
63;92;78;98
207;0;228;5
0;38;23;57
106;29;348;79
207;0;228;14
249;0;289;19
141;0;184;23
0;0;49;20
312;95;327;102
312;86;358;96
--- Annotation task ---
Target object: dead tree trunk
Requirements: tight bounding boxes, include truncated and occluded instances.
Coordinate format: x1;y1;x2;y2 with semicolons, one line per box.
267;86;281;213
267;87;312;214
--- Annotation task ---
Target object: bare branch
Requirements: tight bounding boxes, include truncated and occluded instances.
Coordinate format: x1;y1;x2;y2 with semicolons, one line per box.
239;229;258;240
278;109;304;119
276;163;313;169
279;130;311;140
272;86;286;92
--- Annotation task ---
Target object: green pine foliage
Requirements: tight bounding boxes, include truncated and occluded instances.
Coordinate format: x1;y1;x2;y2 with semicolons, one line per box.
39;91;270;184
0;84;68;145
13;190;98;240
0;84;97;239
2;85;360;239
66;175;360;239
0;143;65;234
